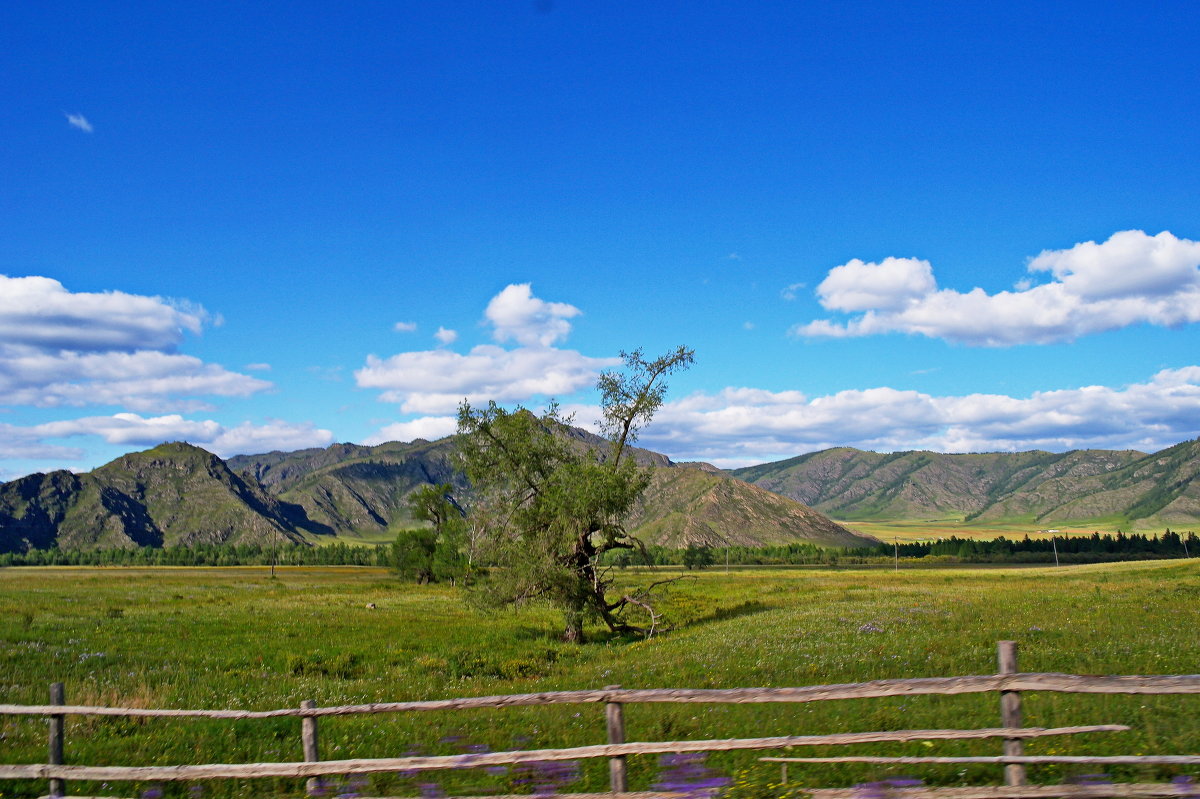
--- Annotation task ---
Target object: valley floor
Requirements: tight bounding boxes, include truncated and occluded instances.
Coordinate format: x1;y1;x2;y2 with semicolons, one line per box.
2;561;1198;798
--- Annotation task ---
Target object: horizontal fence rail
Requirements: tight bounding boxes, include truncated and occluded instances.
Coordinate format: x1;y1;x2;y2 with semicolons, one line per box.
5;674;1200;720
4;642;1199;798
0;726;1133;782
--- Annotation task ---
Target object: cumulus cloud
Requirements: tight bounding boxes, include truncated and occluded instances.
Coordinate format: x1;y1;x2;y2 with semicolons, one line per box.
484;283;581;346
0;275;269;412
356;345;619;414
358;284;617;418
635;367;1200;468
28;413;333;458
65;113;93;133
0;275;205;352
815;257;937;312
393;321;417;333
434;326;458;345
363;416;458;445
0;424;84;462
795;230;1200;346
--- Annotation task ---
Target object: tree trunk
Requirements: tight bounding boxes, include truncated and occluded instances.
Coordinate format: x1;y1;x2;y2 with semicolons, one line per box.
562;608;585;643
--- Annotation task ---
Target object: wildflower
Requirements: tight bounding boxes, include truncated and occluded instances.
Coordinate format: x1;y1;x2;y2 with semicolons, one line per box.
653;753;730;799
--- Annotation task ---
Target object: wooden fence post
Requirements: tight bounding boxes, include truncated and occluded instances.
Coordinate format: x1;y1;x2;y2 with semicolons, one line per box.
48;682;65;798
604;684;627;793
998;640;1026;786
301;700;320;796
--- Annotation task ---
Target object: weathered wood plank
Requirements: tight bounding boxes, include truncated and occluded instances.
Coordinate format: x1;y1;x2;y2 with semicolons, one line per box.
804;784;1200;799
4;673;1199;719
0;726;1133;782
764;756;1200;765
998;641;1025;787
604;684;628;793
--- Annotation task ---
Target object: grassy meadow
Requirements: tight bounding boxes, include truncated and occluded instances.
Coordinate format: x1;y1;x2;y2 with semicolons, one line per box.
2;561;1199;798
839;518;1125;543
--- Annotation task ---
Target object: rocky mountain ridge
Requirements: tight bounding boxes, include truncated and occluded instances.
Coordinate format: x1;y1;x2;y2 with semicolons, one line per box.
1;433;872;552
731;438;1200;529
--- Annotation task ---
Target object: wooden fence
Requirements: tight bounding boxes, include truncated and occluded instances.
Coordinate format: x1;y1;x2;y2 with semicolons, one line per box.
2;642;1199;799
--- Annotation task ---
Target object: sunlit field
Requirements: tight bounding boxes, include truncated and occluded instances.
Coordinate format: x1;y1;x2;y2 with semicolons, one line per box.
2;561;1198;798
840;518;1127;543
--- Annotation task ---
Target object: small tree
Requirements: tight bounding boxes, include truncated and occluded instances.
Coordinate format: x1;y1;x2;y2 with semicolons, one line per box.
390;528;438;583
398;483;468;584
457;345;693;642
682;543;715;570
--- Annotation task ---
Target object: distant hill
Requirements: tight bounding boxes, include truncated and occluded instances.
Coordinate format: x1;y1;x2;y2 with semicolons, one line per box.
228;439;464;538
230;433;872;547
2;431;872;552
0;443;311;552
627;465;871;548
730;439;1200;529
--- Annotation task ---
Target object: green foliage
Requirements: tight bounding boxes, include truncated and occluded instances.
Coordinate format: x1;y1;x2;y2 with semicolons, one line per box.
849;530;1200;563
396;483;470;584
390;528;438;583
682;543;715;570
458;346;694;642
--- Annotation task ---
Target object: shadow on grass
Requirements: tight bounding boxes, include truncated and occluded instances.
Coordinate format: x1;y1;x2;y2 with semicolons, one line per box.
690;599;776;626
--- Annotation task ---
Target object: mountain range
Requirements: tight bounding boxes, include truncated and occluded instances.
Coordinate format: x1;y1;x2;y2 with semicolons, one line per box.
731;438;1200;529
5;434;1198;554
0;432;872;553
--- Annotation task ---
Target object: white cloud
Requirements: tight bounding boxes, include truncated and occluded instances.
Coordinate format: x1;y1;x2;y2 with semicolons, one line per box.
364;416;458;445
795;230;1200;346
245;362;272;371
815;257;937;312
0;275;269;411
635;367;1200;468
356;345;619;414
393;321;417;333
484;283;581;346
0;275;205;352
359;285;616;418
28;413;333;458
0;424;84;462
780;282;806;301
434;326;458;345
0;349;269;411
65;113;93;133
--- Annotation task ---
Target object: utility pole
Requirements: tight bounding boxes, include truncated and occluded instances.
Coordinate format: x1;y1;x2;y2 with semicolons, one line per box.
894;538;899;571
1052;536;1059;567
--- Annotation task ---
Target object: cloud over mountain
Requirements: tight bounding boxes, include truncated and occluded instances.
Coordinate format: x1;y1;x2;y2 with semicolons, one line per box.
357;284;617;417
638;367;1200;467
796;230;1200;346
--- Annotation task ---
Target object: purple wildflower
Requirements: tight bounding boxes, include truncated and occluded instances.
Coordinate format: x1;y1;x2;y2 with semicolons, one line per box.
653;753;730;799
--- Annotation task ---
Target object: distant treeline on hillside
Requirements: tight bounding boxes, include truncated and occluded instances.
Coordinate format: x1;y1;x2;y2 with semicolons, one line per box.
615;531;1199;567
0;542;390;568
2;530;1196;568
853;530;1199;564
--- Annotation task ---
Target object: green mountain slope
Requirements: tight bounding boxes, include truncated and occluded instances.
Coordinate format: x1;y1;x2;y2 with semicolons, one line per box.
730;442;1200;528
230;439;463;537
0;443;311;552
232;435;866;546
627;466;875;548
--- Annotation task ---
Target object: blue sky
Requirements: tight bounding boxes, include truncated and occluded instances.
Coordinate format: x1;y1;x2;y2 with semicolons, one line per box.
3;0;1200;478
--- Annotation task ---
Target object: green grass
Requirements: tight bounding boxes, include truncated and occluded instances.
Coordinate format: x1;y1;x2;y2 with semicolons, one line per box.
839;518;1127;542
2;562;1199;798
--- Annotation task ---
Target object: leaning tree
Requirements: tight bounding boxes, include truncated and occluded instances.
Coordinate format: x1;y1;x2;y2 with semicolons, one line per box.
456;345;693;642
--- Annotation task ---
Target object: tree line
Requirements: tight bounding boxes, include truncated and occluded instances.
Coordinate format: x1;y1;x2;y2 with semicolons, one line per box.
852;529;1199;563
0;541;391;568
